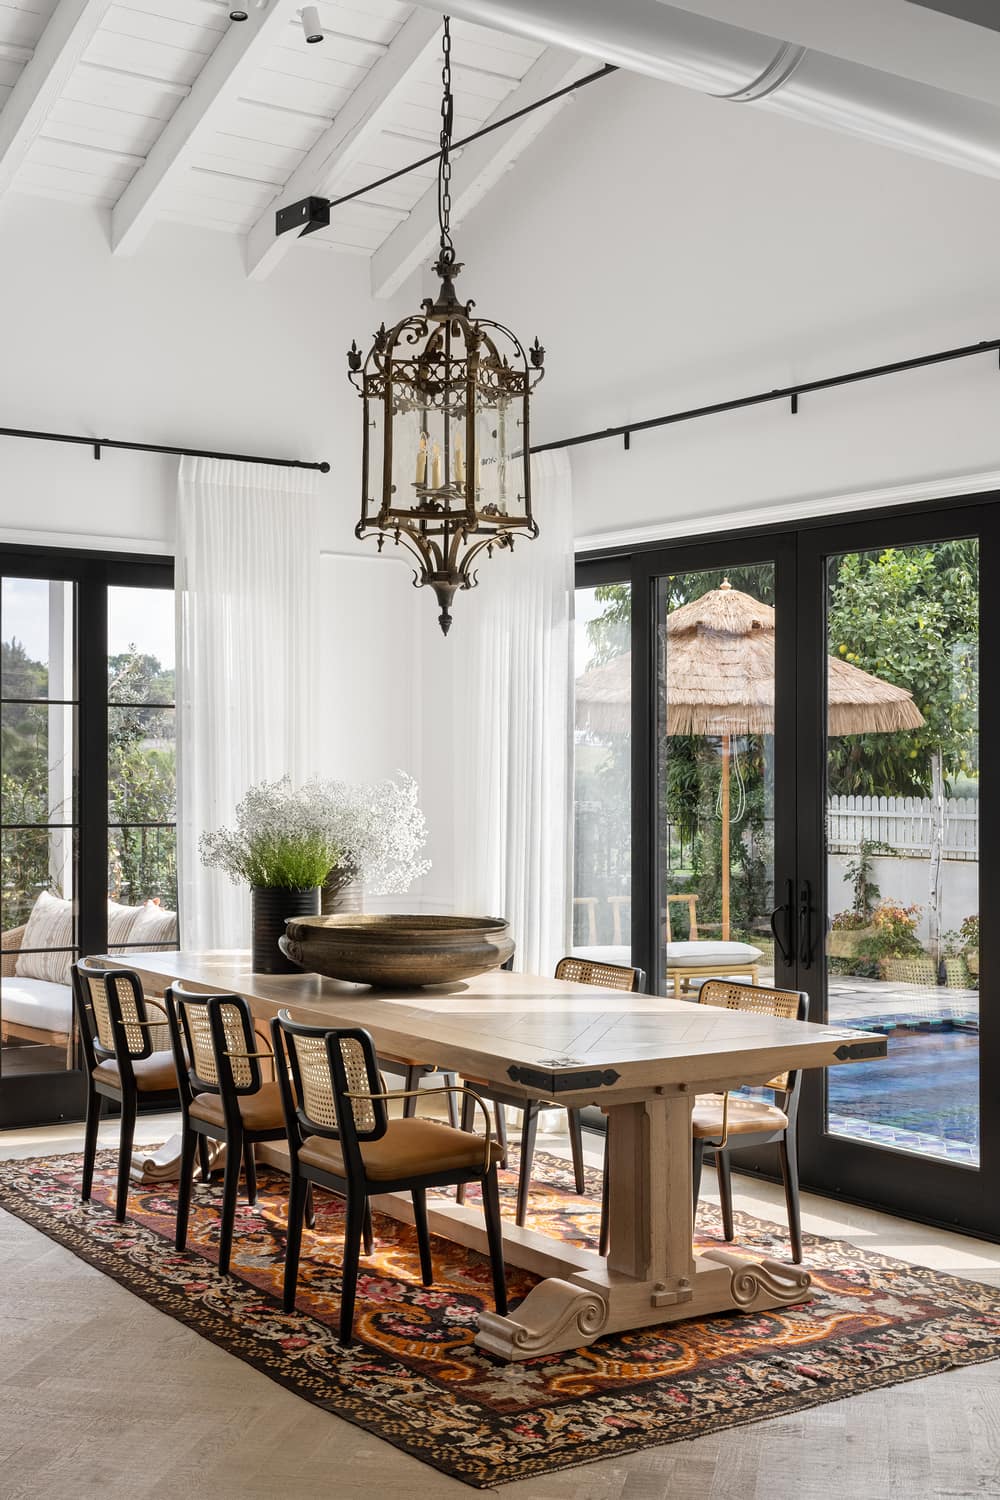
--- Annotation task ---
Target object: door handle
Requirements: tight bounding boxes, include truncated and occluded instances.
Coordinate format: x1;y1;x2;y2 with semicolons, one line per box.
798;879;814;969
769;878;794;965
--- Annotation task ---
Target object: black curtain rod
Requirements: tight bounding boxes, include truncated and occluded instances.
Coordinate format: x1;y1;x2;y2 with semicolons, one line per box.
0;425;330;473
531;336;1000;454
277;63;619;237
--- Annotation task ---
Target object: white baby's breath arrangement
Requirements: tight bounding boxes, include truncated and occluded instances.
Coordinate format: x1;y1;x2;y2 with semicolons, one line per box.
200;771;430;895
334;771;431;896
199;776;344;890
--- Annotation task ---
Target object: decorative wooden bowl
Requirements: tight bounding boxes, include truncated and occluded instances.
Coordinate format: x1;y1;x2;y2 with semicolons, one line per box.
279;913;515;988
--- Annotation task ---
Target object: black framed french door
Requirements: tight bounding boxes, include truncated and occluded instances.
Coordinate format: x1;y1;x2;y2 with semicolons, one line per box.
576;490;997;1239
793;500;996;1239
0;546;174;1129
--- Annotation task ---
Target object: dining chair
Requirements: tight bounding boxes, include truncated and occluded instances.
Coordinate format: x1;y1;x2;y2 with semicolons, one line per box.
165;982;288;1276
271;1011;508;1345
72;957;180;1223
458;956;646;1227
690;978;810;1263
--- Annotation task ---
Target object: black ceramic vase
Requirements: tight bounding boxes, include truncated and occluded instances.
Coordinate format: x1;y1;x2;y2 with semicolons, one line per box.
251;885;319;973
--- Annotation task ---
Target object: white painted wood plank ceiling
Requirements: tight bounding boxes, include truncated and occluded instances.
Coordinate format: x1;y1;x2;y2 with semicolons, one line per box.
0;0;557;287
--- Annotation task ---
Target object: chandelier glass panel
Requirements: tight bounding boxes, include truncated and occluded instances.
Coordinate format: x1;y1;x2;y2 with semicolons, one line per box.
348;15;544;634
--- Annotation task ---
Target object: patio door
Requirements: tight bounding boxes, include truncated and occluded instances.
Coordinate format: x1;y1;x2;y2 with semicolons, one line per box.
0;549;175;1129
577;492;998;1238
793;502;997;1238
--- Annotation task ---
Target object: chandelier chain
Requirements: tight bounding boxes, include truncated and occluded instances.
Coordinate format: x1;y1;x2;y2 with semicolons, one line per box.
437;15;454;265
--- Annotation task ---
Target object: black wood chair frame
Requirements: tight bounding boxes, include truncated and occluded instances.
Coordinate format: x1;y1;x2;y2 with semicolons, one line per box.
72;957;179;1222
690;983;810;1263
271;1012;508;1346
165;982;288;1276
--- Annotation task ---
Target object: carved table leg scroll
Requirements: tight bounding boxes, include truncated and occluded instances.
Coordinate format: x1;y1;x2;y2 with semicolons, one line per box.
476;1090;811;1361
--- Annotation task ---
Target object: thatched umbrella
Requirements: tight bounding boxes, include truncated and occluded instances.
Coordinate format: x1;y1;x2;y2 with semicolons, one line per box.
576;580;924;938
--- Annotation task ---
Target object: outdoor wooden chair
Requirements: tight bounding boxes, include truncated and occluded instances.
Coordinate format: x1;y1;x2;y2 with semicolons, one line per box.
165;982;289;1276
691;979;809;1263
71;958;180;1222
271;1011;507;1345
458;956;646;1227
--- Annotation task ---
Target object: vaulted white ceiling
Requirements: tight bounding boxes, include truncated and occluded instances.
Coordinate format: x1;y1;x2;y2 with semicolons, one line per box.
0;0;579;291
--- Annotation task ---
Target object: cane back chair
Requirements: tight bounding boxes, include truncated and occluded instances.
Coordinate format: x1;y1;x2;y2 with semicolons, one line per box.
691;979;809;1263
271;1012;507;1345
458;956;646;1228
165;983;288;1276
72;958;180;1222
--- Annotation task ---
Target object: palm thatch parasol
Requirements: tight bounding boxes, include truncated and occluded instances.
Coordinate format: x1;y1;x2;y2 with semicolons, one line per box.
576;579;924;938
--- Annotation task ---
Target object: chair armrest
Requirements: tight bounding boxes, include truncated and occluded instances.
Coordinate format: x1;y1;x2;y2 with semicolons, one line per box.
1;923;27;978
224;1045;278;1082
346;1083;495;1174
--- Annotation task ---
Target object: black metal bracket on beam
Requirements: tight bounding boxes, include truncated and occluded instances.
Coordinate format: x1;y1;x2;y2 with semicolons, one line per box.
275;196;332;240
273;64;619;244
790;392;799;415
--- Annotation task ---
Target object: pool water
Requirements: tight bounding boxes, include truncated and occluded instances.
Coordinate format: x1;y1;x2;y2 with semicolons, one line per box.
827;1029;980;1159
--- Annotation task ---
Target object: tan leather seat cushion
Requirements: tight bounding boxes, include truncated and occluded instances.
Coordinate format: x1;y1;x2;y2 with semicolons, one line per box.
190;1082;285;1132
93;1051;177;1093
692;1093;788;1138
298;1117;504;1181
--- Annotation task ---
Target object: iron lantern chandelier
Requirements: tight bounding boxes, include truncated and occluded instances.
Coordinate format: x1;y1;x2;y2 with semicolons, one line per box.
347;16;545;635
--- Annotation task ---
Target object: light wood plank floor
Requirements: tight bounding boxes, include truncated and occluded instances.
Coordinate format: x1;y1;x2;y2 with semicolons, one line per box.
1;1116;998;1500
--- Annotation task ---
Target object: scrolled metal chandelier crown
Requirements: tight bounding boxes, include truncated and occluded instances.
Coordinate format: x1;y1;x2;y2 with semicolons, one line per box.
347;15;544;635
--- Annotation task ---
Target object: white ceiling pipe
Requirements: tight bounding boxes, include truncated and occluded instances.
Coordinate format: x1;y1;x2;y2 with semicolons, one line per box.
415;0;1000;179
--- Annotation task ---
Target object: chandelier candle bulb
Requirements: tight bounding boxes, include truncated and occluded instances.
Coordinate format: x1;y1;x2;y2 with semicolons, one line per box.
346;16;544;635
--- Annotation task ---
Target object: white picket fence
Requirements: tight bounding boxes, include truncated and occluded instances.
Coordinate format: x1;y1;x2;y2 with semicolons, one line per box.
827;795;978;861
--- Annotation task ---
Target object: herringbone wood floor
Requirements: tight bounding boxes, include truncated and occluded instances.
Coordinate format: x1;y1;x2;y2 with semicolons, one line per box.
1;1116;998;1500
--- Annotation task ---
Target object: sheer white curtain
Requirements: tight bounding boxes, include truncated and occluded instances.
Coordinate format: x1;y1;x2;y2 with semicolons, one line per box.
176;457;321;949
452;450;574;974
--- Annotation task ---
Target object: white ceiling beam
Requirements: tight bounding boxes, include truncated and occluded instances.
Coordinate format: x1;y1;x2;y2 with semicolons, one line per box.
370;45;586;301
110;0;295;257
244;7;441;281
0;0;114;200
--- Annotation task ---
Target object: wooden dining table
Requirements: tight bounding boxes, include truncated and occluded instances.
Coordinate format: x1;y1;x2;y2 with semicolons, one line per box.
116;950;886;1363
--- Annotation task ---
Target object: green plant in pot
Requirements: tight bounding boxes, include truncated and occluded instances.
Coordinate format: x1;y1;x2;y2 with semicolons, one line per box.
855;900;931;983
199;777;346;974
960;913;979;975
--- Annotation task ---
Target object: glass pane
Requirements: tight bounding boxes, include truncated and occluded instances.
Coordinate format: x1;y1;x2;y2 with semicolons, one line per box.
824;538;980;1167
1;703;76;824
107;586;175;704
573;584;631;957
1;577;75;701
656;567;776;995
2;829;76;931
108;824;177;916
108;705;176;824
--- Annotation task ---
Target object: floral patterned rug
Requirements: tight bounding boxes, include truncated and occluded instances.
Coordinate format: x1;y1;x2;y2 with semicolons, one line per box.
0;1146;997;1488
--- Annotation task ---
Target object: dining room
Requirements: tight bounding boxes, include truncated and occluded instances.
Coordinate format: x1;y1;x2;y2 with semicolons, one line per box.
1;2;1000;1497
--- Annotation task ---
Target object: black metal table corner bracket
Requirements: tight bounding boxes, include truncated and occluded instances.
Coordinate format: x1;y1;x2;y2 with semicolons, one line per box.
507;1063;621;1093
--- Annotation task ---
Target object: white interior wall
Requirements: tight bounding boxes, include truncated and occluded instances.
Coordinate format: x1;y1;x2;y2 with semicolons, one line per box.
430;70;1000;542
409;66;1000;914
0;195;376;555
0;197;427;832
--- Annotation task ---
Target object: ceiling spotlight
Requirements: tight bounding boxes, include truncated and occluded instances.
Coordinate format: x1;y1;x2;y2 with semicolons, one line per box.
229;5;249;17
300;5;323;42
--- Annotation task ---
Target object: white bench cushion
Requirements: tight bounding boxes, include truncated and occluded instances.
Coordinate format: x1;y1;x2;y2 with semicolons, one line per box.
2;976;73;1035
665;941;762;968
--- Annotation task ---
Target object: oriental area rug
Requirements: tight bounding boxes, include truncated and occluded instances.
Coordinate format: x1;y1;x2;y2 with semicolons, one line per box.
1;1147;997;1489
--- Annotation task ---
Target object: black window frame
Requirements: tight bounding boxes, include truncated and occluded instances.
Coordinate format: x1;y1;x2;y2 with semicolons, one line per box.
0;543;174;1127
